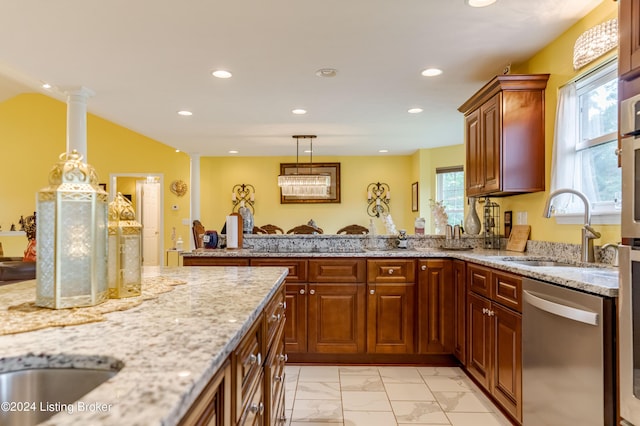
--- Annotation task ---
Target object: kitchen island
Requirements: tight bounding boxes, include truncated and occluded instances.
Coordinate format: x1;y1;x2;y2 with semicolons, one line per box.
0;266;288;425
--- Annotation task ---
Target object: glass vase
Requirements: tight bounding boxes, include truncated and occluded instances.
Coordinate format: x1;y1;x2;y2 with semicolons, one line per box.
464;197;481;235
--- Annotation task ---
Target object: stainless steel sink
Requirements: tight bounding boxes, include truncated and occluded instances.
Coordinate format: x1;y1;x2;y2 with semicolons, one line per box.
0;368;118;425
510;260;575;267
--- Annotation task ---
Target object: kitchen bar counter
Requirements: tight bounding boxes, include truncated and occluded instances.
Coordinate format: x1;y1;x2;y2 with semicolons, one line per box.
0;266;288;425
184;246;619;297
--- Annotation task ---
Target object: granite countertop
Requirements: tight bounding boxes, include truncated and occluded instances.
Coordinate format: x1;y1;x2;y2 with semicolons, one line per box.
183;246;619;297
0;266;288;426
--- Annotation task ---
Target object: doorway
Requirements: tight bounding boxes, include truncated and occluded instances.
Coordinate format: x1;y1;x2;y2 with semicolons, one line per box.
109;173;164;266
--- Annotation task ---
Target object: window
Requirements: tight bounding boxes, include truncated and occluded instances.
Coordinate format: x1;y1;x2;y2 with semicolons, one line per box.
436;166;464;226
550;60;621;224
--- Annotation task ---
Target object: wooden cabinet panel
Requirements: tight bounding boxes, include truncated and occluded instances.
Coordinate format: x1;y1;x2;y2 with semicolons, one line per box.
264;287;286;351
465;109;483;193
235;319;264;421
620;0;640;81
492;303;522;422
307;283;366;353
453;260;467;364
179;361;231;426
467;264;492;299
492;271;522;313
467;292;492;390
367;259;416;283
309;259;365;283
480;93;501;194
250;259;307;282
237;371;264;426
284;284;307;354
417;259;454;354
367;283;415;354
265;324;287;426
183;257;250;266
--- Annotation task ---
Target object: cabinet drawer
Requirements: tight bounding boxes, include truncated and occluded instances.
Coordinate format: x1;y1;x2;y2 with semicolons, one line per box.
467;263;492;298
264;287;286;351
309;259;366;283
266;326;287;426
183;257;250;266
251;258;308;282
367;259;416;283
492;270;522;312
235;318;263;412
237;370;264;426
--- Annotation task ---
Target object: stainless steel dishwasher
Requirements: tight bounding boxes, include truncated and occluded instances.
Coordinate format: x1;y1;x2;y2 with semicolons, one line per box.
522;277;615;426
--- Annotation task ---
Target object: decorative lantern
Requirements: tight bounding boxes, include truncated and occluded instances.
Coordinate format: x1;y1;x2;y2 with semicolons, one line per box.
36;150;109;309
108;192;142;298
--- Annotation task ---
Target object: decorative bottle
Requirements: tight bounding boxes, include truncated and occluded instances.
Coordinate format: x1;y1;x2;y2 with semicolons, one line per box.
464;197;481;235
238;201;254;234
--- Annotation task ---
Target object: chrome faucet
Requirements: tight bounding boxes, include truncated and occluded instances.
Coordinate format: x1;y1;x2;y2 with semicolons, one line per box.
543;188;601;263
601;243;620;267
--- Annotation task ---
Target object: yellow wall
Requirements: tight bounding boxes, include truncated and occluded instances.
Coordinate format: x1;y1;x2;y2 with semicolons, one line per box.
199;155;418;235
502;0;619;245
0;93;191;257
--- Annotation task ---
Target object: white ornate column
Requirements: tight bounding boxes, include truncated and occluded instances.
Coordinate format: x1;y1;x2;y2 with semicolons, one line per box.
64;87;95;159
190;153;201;250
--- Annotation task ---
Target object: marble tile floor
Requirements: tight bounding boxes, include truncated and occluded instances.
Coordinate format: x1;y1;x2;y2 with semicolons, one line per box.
283;365;514;426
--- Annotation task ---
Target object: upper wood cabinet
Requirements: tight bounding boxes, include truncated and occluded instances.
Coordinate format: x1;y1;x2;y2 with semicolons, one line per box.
458;74;549;197
620;0;640;101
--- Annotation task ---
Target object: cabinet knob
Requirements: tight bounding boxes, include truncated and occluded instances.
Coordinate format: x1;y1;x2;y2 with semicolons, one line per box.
249;402;264;414
616;148;622;156
299;289;305;295
421;265;427;271
488;310;495;317
482;308;488;315
388;268;394;275
309;289;316;295
249;353;262;365
370;289;375;295
279;354;288;362
270;313;281;322
274;374;284;382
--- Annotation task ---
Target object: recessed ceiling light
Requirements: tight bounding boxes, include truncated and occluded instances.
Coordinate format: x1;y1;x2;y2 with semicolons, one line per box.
379;149;389;153
408;108;423;114
175;149;180;153
315;68;338;78
465;0;497;7
212;70;232;79
421;68;443;77
42;83;52;89
229;150;238;154
177;110;192;116
292;108;307;115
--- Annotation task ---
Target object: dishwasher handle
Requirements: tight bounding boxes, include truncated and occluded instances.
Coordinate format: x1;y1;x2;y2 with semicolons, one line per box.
523;290;599;326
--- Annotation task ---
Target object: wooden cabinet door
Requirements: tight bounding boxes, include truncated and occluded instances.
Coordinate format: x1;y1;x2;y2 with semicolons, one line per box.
284;284;307;353
307;283;366;353
620;0;640;79
417;259;454;354
465;109;483;195
367;283;415;354
467;292;492;390
480;93;501;193
453;260;467;364
492;303;522;423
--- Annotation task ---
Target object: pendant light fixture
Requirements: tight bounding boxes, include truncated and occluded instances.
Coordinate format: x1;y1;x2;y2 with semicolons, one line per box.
278;135;331;197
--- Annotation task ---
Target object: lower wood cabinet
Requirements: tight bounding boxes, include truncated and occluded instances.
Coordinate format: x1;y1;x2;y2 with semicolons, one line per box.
284;283;307;353
417;259;454;354
452;259;467;364
367;282;415;353
467;266;522;424
179;360;232;426
307;282;366;353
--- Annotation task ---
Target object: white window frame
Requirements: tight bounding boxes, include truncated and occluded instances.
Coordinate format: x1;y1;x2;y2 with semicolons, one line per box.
435;166;464;226
552;59;620;225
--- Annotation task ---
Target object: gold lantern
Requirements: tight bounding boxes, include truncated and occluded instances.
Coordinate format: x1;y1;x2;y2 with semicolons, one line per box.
36;150;109;309
108;192;142;298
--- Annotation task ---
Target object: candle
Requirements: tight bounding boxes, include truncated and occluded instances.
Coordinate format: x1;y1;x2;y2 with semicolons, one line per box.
386;191;391;200
376;198;381;206
231;193;236;201
368;191;372;200
250;193;255;202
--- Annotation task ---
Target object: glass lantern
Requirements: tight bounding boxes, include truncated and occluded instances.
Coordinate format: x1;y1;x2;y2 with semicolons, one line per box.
36;150;109;309
108;192;142;298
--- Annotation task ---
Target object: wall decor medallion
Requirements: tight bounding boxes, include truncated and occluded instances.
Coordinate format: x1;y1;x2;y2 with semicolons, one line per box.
170;180;188;197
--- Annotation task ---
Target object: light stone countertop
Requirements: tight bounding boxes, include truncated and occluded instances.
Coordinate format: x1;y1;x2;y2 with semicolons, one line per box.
0;266;288;426
183;246;619;297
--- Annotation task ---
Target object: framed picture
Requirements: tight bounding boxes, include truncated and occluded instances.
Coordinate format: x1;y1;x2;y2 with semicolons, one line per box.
279;162;341;204
411;182;419;212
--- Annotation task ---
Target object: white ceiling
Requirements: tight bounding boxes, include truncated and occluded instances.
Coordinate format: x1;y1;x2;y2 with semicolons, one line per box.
0;0;603;157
